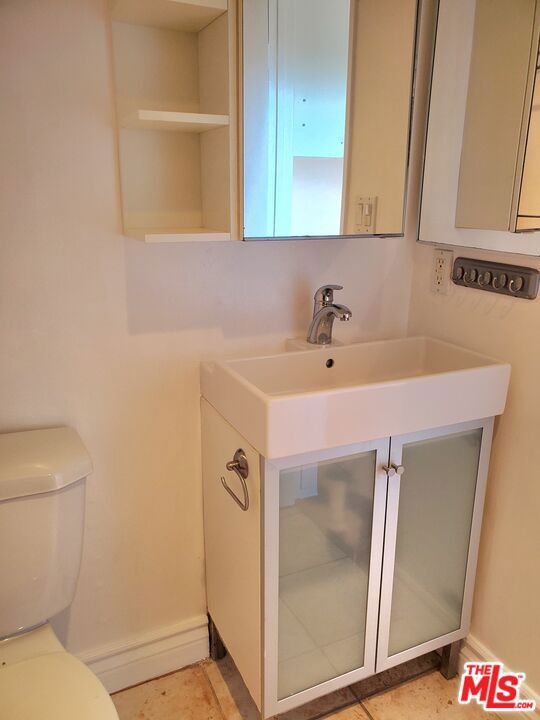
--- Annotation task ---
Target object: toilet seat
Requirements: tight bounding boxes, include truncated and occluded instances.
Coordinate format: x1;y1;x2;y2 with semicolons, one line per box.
0;626;118;720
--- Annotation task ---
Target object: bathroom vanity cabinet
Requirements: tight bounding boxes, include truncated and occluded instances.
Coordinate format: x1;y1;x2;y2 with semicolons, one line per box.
201;398;494;718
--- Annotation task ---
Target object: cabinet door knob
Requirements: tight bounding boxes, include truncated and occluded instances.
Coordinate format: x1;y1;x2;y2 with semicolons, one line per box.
383;464;405;477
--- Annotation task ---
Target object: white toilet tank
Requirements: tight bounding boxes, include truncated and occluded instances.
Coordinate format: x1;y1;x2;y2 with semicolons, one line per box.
0;427;92;639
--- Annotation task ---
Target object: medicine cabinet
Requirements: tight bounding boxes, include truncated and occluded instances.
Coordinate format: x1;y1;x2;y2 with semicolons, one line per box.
242;0;420;240
419;0;540;254
110;0;433;243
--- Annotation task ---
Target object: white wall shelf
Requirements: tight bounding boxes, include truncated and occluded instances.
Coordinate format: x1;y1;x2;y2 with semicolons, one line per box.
110;0;227;33
126;227;231;242
120;110;230;132
110;0;237;242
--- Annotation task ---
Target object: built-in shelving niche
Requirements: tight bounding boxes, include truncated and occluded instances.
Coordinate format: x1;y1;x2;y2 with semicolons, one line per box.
110;0;235;242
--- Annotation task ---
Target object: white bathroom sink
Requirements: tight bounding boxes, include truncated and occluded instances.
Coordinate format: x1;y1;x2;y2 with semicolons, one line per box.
201;337;510;458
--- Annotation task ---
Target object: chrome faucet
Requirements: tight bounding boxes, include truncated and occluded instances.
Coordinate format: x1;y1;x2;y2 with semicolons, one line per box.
307;285;352;345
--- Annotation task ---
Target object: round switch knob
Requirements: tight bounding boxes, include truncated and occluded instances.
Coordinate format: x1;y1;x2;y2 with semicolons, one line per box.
478;271;492;286
492;273;507;290
509;276;524;294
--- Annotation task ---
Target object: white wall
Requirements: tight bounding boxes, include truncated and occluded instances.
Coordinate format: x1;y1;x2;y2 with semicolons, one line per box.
0;0;412;668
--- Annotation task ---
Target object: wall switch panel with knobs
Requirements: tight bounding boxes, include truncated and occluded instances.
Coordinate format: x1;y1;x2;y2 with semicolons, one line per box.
452;258;540;299
433;249;453;295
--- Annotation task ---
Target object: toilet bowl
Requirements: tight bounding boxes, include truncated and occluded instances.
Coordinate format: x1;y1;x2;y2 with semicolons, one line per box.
0;624;118;719
0;427;119;719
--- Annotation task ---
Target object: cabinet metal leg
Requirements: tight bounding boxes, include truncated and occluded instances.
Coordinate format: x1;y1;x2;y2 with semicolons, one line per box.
208;615;227;661
440;640;462;680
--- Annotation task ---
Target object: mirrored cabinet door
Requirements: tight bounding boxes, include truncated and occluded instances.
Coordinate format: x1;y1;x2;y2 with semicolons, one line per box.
242;0;419;240
517;48;540;231
376;421;492;672
455;0;540;232
420;0;540;249
264;441;388;715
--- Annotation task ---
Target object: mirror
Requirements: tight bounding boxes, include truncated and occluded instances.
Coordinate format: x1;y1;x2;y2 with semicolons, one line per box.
241;0;419;240
516;44;540;231
456;0;540;232
420;0;540;252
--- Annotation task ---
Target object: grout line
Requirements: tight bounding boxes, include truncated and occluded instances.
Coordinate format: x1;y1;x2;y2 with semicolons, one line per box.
278;553;348;580
202;661;228;720
359;701;377;720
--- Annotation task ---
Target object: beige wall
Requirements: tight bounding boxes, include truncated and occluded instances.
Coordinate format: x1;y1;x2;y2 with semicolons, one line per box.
4;0;537;700
408;243;540;693
343;0;417;235
0;0;412;660
411;1;540;692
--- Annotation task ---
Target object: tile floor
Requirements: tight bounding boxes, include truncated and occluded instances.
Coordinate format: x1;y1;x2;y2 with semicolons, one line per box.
112;655;491;720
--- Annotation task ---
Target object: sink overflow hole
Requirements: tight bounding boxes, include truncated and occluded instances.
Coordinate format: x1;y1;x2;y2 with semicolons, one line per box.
326;359;334;369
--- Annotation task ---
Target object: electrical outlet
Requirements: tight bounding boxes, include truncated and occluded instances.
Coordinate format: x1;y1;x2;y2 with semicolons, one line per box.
433;249;453;295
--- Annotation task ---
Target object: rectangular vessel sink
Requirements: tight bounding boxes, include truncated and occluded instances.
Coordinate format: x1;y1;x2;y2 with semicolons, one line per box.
201;337;510;458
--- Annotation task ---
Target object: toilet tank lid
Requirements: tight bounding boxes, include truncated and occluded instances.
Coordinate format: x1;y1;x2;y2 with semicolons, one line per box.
0;427;93;502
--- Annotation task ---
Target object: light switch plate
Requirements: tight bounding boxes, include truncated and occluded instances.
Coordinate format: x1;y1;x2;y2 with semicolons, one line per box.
355;196;377;233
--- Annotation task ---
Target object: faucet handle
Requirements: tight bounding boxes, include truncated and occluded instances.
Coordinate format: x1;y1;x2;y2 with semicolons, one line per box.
314;285;343;308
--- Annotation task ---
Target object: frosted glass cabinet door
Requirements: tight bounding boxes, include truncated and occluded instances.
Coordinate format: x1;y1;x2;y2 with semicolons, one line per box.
376;419;493;672
263;440;389;716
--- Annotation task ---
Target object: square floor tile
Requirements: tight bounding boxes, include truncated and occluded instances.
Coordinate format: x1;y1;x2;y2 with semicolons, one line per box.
112;665;223;720
319;707;370;720
362;671;491;719
204;656;259;720
204;655;358;720
278;686;358;720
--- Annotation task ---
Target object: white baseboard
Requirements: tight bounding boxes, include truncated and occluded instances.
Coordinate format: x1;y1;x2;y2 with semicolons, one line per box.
460;635;539;719
78;615;209;694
